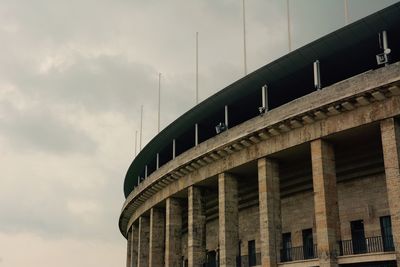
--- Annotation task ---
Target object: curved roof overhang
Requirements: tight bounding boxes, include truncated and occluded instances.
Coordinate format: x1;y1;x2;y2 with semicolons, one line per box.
123;2;400;198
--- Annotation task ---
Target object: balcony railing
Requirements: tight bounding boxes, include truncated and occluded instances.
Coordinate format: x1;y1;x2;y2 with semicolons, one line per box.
338;235;395;256
236;253;261;267
280;244;317;262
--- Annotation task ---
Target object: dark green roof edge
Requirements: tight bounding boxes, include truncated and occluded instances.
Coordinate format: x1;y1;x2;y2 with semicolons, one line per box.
123;2;400;197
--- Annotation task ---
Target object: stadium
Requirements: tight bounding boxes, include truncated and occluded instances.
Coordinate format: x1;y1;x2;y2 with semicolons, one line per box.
119;2;400;267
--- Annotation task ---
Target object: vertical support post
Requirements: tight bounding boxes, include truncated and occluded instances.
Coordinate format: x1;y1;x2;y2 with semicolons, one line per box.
138;216;150;267
311;139;339;267
149;208;165;267
131;224;139;267
165;198;182;267
381;118;400;266
188;186;206;267
224;105;229;129
156;153;159;170
258;158;281;267
313;60;321;90
262;85;269;112
218;173;239;267
145;165;148;179
195;124;199;146
172;139;176;159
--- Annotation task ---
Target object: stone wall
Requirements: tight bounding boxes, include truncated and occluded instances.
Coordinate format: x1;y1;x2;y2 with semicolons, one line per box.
337;173;390;240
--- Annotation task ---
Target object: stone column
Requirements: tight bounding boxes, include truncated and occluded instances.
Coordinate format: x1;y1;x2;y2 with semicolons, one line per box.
149;208;165;267
218;172;239;267
188;186;206;267
381;118;400;265
131;224;139;267
165;198;182;267
127;228;132;267
258;158;281;267
311;139;339;267
138;216;150;267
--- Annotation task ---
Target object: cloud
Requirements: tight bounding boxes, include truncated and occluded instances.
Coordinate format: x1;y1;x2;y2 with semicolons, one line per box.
0;100;97;154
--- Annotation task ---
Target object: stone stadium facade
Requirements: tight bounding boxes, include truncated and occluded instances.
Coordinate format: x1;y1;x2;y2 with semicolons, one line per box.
119;3;400;267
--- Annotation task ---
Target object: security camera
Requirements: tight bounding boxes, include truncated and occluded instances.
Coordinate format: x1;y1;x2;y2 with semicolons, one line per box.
259;106;266;115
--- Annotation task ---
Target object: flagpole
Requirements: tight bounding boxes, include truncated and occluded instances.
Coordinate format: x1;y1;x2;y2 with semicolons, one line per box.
344;0;349;25
196;32;199;105
287;0;292;52
139;105;143;151
158;72;161;133
242;0;248;75
134;130;138;157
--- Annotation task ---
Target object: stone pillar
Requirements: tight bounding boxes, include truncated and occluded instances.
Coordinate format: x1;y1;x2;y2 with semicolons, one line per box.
188;186;206;267
381;118;400;265
131;224;139;267
149;208;165;267
138;216;150;267
218;172;239;267
127;228;132;267
165;198;182;267
258;158;281;267
311;139;339;267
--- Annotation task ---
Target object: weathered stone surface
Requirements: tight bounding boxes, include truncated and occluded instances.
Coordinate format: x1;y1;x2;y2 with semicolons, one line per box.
149;208;164;267
311;139;340;267
381;118;400;266
126;228;132;267
188;186;206;267
165;198;182;267
131;225;138;267
138;216;150;267
218;172;239;267
258;158;281;267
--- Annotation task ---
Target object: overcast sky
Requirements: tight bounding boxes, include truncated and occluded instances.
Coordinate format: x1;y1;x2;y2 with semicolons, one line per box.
0;0;398;266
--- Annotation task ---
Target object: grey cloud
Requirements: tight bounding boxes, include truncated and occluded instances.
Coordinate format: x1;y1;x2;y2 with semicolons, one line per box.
0;102;97;154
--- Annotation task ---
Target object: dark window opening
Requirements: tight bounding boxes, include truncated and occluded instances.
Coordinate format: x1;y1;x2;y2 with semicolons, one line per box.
302;228;314;259
248;240;256;267
351;220;366;254
281;232;292;262
380;216;394;251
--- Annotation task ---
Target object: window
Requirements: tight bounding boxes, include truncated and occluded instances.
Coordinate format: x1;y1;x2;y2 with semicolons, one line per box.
282;232;292;261
206;250;217;267
248;240;256;266
351;220;366;254
302;228;314;259
380;216;394;251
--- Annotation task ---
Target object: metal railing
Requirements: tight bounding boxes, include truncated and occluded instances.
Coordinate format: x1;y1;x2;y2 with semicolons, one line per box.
280;244;317;262
236;253;261;267
338;235;394;256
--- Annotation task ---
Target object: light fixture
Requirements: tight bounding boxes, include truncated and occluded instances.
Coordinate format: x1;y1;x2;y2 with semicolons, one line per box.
215;122;227;134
